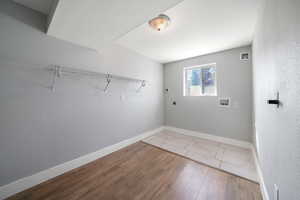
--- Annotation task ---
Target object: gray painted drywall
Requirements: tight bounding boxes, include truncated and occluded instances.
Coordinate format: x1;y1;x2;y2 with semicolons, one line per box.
0;0;164;186
252;0;300;199
164;46;253;142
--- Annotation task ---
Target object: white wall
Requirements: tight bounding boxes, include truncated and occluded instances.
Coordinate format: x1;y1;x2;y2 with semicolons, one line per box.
164;46;253;142
252;0;300;199
0;0;164;186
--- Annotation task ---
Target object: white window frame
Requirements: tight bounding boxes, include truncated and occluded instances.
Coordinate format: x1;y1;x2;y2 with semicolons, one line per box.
183;63;217;97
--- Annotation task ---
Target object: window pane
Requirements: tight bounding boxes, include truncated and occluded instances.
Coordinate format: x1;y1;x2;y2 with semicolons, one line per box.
184;64;217;96
186;68;202;96
202;67;216;95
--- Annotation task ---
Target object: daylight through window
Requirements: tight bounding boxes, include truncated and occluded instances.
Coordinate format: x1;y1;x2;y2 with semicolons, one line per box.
183;63;217;96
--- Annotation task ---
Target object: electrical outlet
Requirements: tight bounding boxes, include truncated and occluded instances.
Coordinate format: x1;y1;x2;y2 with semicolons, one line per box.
274;184;279;200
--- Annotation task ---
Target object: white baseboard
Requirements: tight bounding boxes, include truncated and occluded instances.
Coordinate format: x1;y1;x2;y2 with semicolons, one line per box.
164;126;252;149
251;146;270;200
0;127;163;200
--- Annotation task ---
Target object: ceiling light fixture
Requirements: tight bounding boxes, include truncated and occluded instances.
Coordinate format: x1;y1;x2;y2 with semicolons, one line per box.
148;14;171;31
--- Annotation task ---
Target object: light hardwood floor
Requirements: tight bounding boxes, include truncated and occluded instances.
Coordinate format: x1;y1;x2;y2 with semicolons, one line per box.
7;142;262;200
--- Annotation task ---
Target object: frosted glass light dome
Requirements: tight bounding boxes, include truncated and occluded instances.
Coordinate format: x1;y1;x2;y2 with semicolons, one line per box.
148;14;171;31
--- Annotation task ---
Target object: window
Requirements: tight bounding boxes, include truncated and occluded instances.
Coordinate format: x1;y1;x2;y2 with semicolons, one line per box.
183;63;217;96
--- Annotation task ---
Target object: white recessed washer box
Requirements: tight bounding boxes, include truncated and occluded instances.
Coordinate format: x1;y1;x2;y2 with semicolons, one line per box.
240;52;250;60
219;97;231;107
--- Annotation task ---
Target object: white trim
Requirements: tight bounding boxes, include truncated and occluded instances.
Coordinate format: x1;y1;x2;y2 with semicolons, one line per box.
0;127;163;200
164;126;252;149
251;146;270;200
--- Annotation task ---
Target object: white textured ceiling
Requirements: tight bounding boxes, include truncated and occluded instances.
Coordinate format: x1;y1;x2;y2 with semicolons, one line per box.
14;0;261;64
47;0;183;52
13;0;54;15
117;0;261;63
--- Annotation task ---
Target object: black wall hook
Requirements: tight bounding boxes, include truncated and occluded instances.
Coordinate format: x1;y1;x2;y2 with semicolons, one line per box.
268;92;280;108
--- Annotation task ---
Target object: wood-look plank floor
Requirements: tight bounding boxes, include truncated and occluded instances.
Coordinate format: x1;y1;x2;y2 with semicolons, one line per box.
7;142;262;200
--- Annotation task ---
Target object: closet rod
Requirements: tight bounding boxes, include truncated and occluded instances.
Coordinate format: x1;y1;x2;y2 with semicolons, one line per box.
49;65;146;83
49;65;147;92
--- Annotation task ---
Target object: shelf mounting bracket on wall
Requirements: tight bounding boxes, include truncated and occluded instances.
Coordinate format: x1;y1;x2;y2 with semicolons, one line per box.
51;65;61;92
136;80;146;93
103;74;112;92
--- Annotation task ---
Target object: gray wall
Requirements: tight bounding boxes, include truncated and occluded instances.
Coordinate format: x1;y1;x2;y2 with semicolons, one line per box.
252;0;300;199
0;0;164;186
164;46;253;142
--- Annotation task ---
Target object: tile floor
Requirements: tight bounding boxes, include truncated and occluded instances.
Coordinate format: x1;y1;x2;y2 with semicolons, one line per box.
142;130;258;182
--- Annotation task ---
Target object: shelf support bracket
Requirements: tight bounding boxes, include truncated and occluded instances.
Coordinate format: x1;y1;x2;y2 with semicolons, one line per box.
136;80;146;93
51;65;61;92
104;74;112;92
